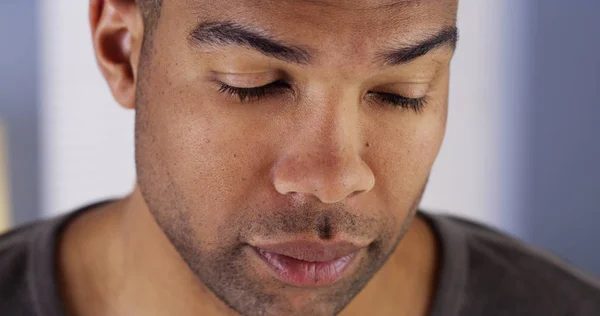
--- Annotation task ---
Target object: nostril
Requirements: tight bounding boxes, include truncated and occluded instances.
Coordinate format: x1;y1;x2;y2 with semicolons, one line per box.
346;190;362;200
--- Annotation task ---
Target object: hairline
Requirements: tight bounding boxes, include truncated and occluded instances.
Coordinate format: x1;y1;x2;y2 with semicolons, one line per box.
138;0;163;33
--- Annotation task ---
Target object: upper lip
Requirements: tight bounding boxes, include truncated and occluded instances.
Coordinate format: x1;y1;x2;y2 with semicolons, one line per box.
252;240;365;262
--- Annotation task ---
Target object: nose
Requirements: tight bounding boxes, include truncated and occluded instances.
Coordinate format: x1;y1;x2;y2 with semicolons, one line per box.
271;108;375;204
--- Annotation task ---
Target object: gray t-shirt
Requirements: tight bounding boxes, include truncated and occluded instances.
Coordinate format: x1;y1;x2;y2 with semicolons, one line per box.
1;203;599;316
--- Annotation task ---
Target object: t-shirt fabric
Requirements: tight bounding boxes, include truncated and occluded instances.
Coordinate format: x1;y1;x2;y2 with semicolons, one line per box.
1;202;599;316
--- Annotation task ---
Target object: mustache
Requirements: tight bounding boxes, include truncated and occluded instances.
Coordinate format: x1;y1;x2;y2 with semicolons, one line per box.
235;204;389;240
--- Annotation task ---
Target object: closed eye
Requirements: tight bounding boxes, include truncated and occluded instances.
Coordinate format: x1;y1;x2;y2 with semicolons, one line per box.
368;92;427;113
217;81;427;113
217;80;291;103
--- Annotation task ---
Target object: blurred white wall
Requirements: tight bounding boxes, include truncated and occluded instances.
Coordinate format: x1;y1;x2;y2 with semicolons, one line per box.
41;0;136;216
40;1;529;235
422;1;522;229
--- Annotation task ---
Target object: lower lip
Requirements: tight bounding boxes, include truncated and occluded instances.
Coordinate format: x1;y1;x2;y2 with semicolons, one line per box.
253;247;358;287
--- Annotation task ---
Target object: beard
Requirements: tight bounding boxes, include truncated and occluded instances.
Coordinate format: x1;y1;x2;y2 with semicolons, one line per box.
135;166;425;315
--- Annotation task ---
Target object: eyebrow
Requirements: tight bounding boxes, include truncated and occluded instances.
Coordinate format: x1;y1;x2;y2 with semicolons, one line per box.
379;26;459;65
189;21;312;65
188;21;458;66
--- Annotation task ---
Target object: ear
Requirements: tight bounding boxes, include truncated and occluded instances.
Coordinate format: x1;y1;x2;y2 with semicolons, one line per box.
90;0;144;109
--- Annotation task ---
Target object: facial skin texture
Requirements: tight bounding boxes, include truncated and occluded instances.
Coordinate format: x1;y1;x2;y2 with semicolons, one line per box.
79;0;458;315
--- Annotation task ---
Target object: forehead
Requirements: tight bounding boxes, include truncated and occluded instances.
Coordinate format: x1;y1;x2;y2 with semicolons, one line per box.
163;0;457;69
172;0;458;33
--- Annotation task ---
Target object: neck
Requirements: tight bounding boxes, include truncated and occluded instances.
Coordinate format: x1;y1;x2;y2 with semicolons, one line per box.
341;213;439;315
58;186;438;316
58;188;235;316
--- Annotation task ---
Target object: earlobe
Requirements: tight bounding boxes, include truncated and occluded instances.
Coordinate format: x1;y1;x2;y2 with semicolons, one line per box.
90;0;143;110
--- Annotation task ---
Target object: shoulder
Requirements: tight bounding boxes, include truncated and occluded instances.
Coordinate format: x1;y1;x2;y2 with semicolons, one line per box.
428;213;600;316
0;221;47;315
0;201;116;316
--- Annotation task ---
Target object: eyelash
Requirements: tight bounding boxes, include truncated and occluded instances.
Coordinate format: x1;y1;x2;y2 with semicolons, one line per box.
218;80;291;103
217;81;428;112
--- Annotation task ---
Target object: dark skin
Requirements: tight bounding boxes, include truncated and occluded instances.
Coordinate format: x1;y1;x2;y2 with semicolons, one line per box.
58;0;458;315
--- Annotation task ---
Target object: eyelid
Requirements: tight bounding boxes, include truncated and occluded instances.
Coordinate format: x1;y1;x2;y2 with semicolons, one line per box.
213;71;281;88
369;83;430;99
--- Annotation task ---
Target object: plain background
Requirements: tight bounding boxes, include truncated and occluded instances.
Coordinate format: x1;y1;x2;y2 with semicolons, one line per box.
0;0;598;277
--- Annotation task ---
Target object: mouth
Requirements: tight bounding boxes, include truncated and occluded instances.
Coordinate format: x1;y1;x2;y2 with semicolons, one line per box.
250;240;364;287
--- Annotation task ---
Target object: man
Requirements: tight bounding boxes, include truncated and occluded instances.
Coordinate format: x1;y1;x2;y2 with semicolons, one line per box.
1;0;599;315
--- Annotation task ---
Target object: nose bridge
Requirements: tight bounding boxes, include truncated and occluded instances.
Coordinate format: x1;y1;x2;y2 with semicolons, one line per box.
298;84;363;170
271;92;375;204
311;94;356;154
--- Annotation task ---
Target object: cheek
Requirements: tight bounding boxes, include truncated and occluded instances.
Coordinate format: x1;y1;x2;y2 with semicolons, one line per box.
137;79;279;241
367;103;447;213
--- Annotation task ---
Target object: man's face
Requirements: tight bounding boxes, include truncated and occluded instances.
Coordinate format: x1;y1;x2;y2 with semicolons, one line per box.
134;0;457;314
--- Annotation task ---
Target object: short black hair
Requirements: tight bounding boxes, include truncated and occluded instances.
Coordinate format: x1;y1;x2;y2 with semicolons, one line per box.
137;0;162;30
136;0;162;65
